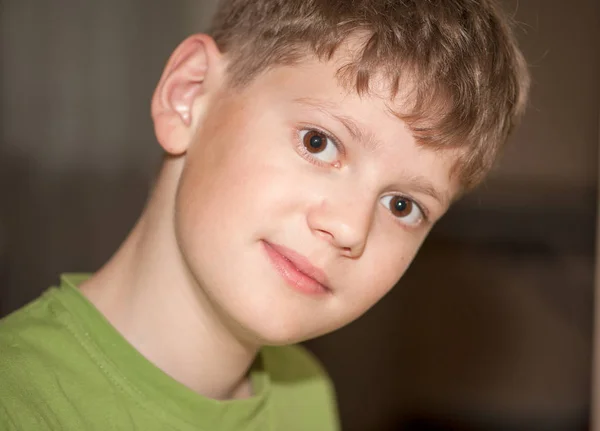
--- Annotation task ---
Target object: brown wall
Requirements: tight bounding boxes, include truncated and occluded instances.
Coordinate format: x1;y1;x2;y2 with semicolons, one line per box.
593;111;600;431
489;0;599;192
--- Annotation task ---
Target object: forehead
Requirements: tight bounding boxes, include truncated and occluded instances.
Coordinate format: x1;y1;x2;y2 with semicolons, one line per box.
236;57;462;207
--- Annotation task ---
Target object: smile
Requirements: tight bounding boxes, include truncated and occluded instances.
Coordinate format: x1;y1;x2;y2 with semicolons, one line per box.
262;241;331;296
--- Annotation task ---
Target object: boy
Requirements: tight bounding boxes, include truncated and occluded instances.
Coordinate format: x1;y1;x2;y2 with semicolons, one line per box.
0;0;529;429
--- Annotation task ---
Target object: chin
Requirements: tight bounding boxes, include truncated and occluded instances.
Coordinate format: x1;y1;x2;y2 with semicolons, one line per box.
183;242;344;345
236;308;321;346
224;295;339;346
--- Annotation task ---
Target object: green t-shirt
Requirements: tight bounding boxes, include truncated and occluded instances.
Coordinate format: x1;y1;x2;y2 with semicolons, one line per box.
0;274;339;430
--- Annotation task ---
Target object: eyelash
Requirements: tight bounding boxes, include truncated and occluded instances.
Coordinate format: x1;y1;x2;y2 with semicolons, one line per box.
294;125;344;167
294;125;430;226
416;201;429;223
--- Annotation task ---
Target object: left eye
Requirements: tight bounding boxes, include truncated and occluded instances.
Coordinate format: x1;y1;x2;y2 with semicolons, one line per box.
380;195;423;226
299;129;339;164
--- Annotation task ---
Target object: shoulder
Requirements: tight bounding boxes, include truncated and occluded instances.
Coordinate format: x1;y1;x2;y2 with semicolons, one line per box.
0;289;71;362
0;290;86;402
0;295;64;427
0;291;72;387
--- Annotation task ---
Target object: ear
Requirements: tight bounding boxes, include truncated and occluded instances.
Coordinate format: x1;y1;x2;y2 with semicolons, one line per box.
151;34;224;155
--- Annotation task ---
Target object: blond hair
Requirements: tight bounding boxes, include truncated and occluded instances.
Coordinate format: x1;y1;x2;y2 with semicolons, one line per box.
210;0;530;189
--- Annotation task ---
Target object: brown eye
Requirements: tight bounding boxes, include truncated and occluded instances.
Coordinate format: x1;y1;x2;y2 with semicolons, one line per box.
303;130;327;153
389;196;412;217
380;195;423;226
299;129;339;163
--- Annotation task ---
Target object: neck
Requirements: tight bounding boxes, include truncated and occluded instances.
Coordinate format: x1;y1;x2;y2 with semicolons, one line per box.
80;156;258;400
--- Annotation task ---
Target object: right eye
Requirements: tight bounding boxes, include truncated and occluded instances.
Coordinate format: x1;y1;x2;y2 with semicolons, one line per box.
299;129;339;164
380;195;424;227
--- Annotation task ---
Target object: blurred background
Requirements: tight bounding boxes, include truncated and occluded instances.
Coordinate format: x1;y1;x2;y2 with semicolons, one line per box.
1;1;598;430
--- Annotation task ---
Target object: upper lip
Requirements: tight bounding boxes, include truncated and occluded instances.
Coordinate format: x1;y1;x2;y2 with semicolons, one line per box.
265;241;331;289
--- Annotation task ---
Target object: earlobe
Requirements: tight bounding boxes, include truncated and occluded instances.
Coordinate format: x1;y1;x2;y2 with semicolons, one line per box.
151;34;224;155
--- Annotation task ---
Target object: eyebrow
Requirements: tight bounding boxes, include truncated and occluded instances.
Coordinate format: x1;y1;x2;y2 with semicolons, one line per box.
293;97;450;207
293;97;380;151
405;174;450;208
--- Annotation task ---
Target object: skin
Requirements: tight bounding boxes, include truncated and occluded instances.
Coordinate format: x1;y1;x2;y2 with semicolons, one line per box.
80;34;461;401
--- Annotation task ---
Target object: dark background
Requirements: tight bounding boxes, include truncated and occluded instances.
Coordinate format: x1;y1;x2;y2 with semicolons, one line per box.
1;1;598;430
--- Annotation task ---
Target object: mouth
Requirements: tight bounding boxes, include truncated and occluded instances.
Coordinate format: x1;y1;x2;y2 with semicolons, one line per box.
262;240;331;296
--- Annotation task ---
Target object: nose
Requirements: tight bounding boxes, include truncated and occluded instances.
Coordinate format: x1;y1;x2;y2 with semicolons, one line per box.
306;195;374;258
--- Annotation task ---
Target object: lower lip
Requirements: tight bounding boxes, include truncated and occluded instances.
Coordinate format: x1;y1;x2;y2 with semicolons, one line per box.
262;241;329;296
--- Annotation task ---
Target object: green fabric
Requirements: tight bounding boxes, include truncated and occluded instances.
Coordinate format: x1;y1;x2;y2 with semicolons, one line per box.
0;274;339;430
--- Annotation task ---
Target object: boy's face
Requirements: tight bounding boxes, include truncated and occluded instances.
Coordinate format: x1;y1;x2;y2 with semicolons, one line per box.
169;39;461;345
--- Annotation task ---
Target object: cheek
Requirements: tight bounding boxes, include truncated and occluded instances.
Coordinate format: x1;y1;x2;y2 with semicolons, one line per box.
174;135;302;248
347;233;424;311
